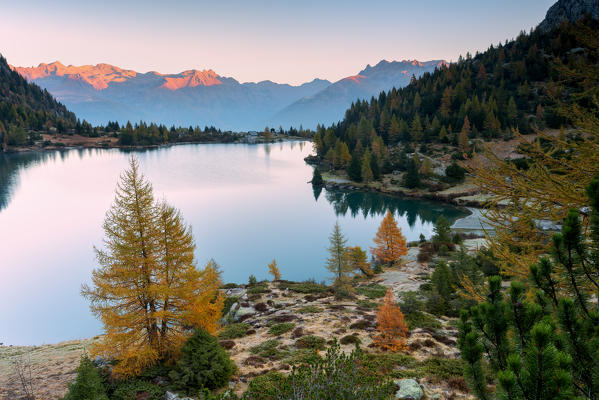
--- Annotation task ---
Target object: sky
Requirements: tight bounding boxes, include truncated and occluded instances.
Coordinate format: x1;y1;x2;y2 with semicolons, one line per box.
1;0;556;85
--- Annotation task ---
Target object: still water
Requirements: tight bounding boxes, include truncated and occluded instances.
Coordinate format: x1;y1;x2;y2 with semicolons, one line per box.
0;142;468;345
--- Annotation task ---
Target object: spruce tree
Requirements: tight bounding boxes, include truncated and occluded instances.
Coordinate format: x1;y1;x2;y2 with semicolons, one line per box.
311;168;324;186
326;222;351;284
403;158;420;189
347;153;362;182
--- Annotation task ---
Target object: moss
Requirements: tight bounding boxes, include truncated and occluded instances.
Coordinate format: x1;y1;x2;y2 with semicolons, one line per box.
218;323;251;339
268;322;295;336
356;283;387;299
297;305;323;314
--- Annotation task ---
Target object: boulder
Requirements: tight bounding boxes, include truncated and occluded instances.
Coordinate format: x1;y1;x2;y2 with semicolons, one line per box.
394;379;424;400
233;306;256;322
164;392;193;400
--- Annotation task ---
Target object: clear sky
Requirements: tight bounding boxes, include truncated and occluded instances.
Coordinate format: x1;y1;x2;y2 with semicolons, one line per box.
1;0;556;85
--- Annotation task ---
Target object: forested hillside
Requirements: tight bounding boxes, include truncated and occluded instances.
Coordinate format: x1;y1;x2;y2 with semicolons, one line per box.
313;17;599;177
0;54;76;147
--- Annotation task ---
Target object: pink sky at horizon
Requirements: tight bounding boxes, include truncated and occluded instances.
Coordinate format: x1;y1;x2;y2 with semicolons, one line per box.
1;0;555;85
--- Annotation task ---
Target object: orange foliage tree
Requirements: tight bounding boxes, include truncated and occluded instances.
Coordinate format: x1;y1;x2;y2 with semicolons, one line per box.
82;158;223;377
371;210;408;265
374;288;408;351
268;259;281;281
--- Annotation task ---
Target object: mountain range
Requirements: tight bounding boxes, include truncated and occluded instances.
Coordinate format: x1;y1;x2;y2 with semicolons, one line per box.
11;60;446;131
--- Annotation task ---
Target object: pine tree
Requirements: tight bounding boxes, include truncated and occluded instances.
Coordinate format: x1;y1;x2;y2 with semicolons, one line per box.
82;158;224;377
370;152;381;180
63;355;108;400
374;288;408;351
433;215;452;244
268;259;281;281
311;168;324;186
403;157;420;189
361;151;374;183
459;116;471;153
371;211;408;265
347;153;362;182
326;222;351;283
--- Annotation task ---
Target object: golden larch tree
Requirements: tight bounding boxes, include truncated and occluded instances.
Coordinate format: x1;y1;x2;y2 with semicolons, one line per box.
82;157;223;377
371;210;408;265
374;288;408;351
268;259;281;281
347;246;373;277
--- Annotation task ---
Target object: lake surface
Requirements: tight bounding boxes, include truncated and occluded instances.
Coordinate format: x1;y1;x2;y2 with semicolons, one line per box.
0;142;468;345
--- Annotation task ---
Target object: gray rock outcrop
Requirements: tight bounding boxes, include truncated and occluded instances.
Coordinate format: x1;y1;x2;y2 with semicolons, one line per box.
394;378;424;400
539;0;599;31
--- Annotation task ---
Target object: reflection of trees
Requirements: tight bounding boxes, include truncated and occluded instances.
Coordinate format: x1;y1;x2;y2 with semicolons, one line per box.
0;151;61;212
323;188;469;227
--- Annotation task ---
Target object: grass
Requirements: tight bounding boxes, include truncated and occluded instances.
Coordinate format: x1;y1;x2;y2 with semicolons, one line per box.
297;305;323;314
405;311;443;330
268;322;295;336
218;323;252;339
356;283;387;299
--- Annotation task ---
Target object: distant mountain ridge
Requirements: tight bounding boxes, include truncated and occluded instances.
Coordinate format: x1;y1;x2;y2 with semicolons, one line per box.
272;60;447;129
12;59;447;130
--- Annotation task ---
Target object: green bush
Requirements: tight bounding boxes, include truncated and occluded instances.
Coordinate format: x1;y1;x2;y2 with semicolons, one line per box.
278;280;330;294
356;300;378;309
222;296;239;317
250;340;283;360
295;335;326;350
356;283;387;299
110;379;164;400
247;371;286;395
218;323;251;339
169;330;235;394
297;305;323;314
340;334;361;345
248;275;257;286
242;341;394;400
405;311;442;330
268;322;295;336
63;355;108;400
247;283;269;294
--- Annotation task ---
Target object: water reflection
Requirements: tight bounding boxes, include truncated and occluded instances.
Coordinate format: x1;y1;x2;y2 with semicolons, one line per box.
324;188;469;227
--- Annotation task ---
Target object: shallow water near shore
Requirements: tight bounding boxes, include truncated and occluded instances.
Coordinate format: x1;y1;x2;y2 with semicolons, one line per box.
0;141;469;345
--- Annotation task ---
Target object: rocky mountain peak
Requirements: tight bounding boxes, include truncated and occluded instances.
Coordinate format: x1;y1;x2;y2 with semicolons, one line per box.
539;0;599;31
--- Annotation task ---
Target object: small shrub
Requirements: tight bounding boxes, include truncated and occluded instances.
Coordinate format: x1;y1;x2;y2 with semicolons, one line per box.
222;296;239;317
269;322;295;336
278;280;330;294
340;334;361;345
250;340;283;360
356;283;387;299
247;371;286;395
247;284;269;295
356;300;378;309
221;283;239;289
295;335;326;350
63;355;108;400
297;305;322;314
169;330;235;393
270;314;294;323
404;311;442;330
110;379;164;400
254;302;268;312
417;244;433;262
349;319;373;330
398;292;424;315
243;342;395;400
218;323;251;339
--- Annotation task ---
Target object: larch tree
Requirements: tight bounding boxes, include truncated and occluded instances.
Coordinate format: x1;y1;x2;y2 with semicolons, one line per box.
371;210;408;265
347;246;373;277
268;259;281;281
326;222;351;283
374;288;408;351
82;157;223;377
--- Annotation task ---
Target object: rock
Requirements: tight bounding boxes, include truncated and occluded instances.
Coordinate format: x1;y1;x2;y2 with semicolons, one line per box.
164;392;193;400
539;0;599;32
233;306;256;322
394;379;424;400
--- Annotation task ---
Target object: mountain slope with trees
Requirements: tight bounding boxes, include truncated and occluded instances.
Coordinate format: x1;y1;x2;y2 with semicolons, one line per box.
311;16;599;185
0;54;76;148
